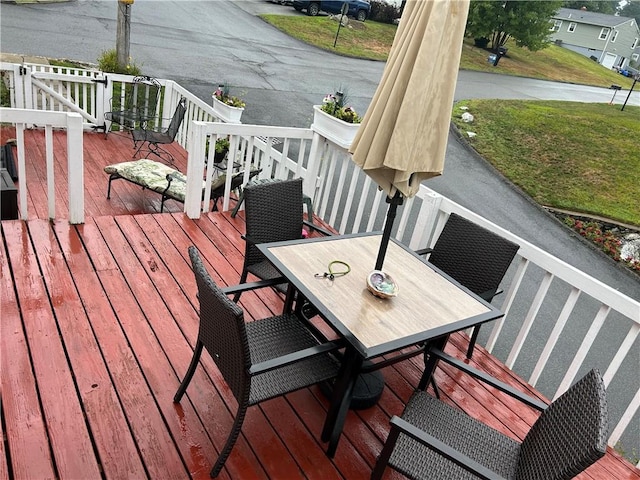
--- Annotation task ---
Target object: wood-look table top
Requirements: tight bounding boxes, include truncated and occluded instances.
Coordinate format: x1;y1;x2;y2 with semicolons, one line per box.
260;233;501;358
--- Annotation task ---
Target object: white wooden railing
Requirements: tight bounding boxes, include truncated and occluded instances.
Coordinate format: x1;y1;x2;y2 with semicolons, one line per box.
0;108;84;224
1;63;638;460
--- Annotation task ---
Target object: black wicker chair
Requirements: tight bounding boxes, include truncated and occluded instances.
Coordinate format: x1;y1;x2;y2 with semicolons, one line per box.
233;177;331;302
416;213;520;359
372;354;609;480
132;98;186;165
104;75;161;137
174;246;342;477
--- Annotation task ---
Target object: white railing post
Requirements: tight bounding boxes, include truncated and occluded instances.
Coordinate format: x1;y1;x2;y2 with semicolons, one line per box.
303;132;324;202
101;73;112;129
15;122;28;220
184;122;206;219
23;65;34;111
66;112;84;224
408;190;442;251
12;64;25;109
45;125;55;219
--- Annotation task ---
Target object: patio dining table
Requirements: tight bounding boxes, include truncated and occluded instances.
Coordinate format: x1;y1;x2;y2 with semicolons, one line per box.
258;232;504;457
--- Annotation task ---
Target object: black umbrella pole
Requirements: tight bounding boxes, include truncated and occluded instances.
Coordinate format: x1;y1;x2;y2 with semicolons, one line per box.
375;191;404;271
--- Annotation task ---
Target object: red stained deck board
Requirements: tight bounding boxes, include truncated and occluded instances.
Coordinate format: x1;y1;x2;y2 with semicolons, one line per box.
82;217;213;478
28;219;148;479
1;221;102;479
52;220;192;479
288;388;372;480
259;397;343;480
0;226;55;480
85;216;268;479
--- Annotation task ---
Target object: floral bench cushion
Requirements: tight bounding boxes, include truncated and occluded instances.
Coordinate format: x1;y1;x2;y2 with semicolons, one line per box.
104;159;227;203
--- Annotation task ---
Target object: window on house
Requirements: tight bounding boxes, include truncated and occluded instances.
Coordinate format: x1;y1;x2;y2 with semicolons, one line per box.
568;22;577;32
632;53;639;62
611;30;618;43
550;20;562;32
599;28;610;40
633;38;639;49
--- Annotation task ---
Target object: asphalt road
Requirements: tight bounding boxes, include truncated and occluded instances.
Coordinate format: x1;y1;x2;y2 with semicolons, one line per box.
2;0;638;450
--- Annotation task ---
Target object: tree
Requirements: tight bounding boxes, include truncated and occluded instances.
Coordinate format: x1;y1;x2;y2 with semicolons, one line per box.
562;1;619;14
466;1;564;52
619;0;640;25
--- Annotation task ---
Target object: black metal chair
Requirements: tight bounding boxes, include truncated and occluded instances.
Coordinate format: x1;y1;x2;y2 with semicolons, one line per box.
174;246;342;478
233;177;331;302
372;355;609;480
104;75;161;137
416;213;520;359
132;97;186;164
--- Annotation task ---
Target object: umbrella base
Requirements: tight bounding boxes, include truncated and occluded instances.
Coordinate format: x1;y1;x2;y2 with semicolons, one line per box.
320;362;385;410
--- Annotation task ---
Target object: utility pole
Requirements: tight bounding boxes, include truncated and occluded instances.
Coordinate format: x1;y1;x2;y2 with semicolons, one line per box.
116;0;134;69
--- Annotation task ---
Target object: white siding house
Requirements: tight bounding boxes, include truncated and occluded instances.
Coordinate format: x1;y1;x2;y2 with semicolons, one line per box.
550;7;640;70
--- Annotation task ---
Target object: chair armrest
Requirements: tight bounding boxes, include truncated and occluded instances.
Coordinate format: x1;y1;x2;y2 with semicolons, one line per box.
414;247;433;256
428;348;547;411
389;416;508;480
249;338;344;376
303;219;334;237
241;233;258;247
221;277;288;296
166;171;185;184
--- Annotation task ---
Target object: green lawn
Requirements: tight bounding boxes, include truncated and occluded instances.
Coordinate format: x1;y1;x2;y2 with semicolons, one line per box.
260;15;635;89
262;14;639;227
260;15;396;61
451;100;640;226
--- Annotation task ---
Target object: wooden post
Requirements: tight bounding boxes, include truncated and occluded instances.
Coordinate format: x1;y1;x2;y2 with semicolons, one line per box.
116;0;134;69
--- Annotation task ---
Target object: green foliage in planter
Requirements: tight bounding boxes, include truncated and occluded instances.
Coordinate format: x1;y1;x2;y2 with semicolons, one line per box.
215;137;230;153
213;84;246;108
320;90;362;123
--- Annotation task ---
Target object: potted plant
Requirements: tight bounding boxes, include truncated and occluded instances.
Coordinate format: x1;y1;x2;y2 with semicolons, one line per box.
312;90;362;148
212;83;246;123
213;137;230;163
204;136;230;164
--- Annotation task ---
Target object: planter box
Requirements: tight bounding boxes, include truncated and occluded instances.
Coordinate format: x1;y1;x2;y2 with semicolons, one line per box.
212;96;244;123
311;105;360;149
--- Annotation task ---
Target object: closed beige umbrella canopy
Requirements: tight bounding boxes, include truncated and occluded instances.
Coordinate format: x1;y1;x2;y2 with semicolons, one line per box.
350;0;470;198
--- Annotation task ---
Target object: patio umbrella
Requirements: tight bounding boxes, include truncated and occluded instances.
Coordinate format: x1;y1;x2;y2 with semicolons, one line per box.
349;0;469;270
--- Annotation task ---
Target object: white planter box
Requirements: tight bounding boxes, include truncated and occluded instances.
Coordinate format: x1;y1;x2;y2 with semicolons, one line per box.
311;105;360;149
212;96;244;123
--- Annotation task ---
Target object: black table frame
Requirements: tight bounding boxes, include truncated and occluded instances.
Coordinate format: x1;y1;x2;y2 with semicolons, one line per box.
259;232;504;457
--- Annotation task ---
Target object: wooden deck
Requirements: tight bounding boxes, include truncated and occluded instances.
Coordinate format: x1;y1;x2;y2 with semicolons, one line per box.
1;128;639;479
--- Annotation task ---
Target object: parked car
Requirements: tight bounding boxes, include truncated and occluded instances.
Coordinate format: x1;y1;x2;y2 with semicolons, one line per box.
292;0;371;21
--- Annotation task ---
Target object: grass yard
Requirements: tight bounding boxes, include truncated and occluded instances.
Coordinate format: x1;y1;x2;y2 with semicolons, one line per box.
451;100;640;227
260;15;396;61
458;39;635;89
260;15;635;89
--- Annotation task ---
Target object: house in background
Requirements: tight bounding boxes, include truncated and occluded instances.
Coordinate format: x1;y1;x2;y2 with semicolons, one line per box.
550;7;640;71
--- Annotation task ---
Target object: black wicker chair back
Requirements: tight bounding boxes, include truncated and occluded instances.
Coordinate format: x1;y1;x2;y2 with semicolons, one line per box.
174;246;340;477
516;369;609;479
426;212;520;358
190;246;250;403
372;368;608;480
428;213;519;301
244;177;303;267
234;178;304;301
